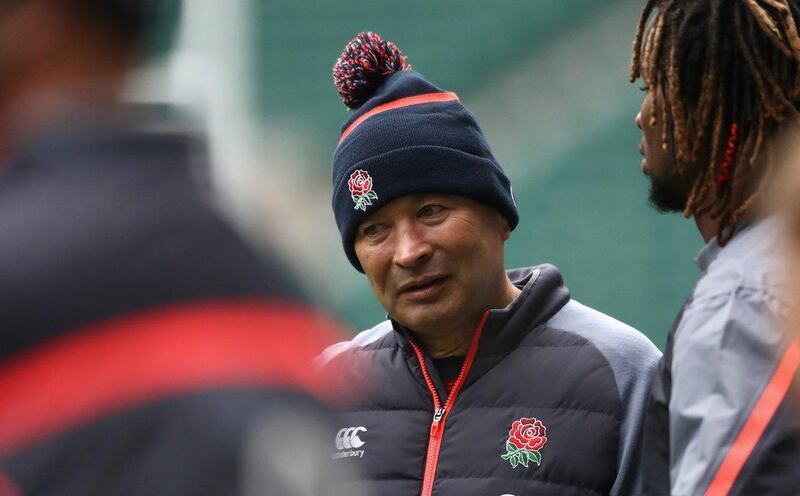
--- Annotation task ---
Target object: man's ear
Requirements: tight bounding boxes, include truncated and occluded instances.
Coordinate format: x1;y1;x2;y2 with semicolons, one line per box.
492;210;511;242
501;220;511;242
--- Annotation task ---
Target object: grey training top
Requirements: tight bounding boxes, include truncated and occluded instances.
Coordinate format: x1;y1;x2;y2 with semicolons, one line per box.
669;219;791;494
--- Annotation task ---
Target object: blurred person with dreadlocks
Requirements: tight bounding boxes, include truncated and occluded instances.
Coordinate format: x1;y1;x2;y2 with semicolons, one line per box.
0;1;353;495
630;0;800;494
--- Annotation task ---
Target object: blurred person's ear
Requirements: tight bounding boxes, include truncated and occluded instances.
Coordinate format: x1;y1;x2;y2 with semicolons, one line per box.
0;0;67;77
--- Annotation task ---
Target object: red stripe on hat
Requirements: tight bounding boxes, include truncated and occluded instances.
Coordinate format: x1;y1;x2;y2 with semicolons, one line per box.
339;91;459;144
0;299;348;456
704;336;800;496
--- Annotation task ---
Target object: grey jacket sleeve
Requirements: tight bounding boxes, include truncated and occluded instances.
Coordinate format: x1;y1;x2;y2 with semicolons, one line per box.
669;287;788;495
606;329;662;496
548;300;662;496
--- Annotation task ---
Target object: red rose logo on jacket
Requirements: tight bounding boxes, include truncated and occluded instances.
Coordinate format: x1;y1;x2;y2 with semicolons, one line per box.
501;417;547;468
348;169;378;211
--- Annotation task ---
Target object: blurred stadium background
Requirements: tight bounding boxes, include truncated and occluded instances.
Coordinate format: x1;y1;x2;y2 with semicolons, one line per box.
139;0;704;349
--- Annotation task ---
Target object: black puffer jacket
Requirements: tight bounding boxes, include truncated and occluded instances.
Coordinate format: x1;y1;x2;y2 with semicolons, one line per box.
319;265;661;496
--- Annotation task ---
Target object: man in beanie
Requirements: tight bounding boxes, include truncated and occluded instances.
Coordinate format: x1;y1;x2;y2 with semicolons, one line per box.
318;32;661;496
0;2;352;495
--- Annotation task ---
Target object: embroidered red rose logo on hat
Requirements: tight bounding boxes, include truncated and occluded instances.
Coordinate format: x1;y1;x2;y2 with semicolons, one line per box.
501;417;547;468
348;169;378;211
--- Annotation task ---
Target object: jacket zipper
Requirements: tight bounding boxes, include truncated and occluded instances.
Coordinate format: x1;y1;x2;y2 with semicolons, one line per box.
408;311;490;496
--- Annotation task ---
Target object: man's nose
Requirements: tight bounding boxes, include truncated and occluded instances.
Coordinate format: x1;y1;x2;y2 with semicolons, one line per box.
393;227;432;268
635;111;643;130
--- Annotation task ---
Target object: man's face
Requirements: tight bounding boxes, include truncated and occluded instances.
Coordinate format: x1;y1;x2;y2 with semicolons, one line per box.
636;89;693;213
354;194;510;334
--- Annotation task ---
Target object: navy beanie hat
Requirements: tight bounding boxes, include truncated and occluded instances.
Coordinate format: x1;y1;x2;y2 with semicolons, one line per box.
332;32;518;272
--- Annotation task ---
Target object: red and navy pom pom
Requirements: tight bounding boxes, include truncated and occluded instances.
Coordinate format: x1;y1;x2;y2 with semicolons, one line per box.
333;32;410;110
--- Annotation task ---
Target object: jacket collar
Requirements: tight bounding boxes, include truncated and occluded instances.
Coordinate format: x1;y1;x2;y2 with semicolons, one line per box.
480;264;570;355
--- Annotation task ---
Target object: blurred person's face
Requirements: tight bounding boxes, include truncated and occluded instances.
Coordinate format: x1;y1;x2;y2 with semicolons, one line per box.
636;88;698;213
0;1;37;91
0;0;135;100
354;194;510;336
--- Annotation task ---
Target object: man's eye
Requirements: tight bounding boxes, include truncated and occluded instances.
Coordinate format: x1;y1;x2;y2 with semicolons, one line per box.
361;224;381;237
419;204;444;217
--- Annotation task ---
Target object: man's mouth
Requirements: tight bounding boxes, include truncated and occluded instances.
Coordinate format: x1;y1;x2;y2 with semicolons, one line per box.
398;275;449;299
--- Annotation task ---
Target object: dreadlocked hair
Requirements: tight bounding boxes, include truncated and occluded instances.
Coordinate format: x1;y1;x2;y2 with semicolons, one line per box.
630;0;800;244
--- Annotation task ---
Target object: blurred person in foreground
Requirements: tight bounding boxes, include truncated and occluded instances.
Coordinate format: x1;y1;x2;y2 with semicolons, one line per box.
782;169;800;335
0;1;351;495
772;136;800;413
316;32;661;496
630;0;800;493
